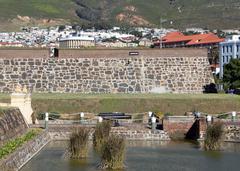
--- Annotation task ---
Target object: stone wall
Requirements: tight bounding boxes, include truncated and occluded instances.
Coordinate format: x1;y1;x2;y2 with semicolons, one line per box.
48;126;170;141
163;116;196;139
0;49;213;93
224;123;240;142
0;108;28;147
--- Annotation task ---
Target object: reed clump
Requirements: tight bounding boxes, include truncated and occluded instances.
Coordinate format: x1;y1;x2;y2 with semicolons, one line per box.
100;135;126;169
93;121;111;152
204;122;224;151
69;127;90;158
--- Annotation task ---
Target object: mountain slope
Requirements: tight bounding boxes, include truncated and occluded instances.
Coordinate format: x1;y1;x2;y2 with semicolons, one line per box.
0;0;240;31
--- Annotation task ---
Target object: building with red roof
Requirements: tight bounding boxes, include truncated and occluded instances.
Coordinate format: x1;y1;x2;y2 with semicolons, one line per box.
154;31;224;48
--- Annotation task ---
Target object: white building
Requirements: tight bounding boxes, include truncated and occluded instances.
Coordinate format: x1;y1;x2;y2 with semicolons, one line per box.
219;35;240;78
59;36;95;48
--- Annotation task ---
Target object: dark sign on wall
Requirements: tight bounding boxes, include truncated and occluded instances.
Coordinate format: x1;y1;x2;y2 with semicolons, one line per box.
129;51;139;56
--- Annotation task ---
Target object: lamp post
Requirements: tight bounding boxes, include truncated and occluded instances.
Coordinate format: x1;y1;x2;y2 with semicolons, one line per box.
98;116;103;123
151;116;157;132
80;112;84;124
45;112;49;129
232;111;236;122
148;111;153;125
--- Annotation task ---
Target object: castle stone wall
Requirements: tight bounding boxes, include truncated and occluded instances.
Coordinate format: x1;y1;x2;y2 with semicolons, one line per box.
0;49;213;93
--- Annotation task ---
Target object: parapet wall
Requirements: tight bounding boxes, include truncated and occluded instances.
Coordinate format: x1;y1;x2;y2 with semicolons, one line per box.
0;49;213;93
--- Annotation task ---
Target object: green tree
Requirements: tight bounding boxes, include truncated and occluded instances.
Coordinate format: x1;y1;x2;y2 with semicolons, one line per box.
223;59;240;89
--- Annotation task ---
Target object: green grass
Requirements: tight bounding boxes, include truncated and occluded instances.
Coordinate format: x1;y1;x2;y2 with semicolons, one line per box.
1;93;240;115
0;0;239;31
0;0;77;19
0;129;42;160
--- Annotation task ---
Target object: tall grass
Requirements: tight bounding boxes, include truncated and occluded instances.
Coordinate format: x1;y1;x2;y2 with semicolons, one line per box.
100;135;126;169
69;127;90;159
204;122;224;151
93;121;111;152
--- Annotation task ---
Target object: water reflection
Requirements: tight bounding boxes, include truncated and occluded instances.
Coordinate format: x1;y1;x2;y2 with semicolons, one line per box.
21;140;240;171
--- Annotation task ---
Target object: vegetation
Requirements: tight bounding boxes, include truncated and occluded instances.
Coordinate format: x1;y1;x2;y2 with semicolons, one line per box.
93;121;111;152
36;112;60;120
223;59;240;90
0;0;240;31
204;122;224;151
69;127;90;158
1;93;240;115
0;129;41;159
100;135;125;169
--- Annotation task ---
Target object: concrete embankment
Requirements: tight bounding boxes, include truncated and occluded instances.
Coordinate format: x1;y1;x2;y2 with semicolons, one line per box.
0;131;50;171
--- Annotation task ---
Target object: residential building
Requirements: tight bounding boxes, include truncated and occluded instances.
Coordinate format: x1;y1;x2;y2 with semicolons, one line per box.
219;35;240;78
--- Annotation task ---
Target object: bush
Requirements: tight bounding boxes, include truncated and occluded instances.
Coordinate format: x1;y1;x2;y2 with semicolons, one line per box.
93;121;111;152
204;122;224;151
100;135;125;169
69;127;90;159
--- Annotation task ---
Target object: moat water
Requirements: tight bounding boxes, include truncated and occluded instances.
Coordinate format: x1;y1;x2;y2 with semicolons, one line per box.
21;141;240;171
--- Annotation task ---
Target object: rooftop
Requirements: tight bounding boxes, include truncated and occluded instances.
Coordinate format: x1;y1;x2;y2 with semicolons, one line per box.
161;32;224;45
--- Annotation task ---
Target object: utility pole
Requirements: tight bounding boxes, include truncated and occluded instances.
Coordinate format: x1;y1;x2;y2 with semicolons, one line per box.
159;17;163;49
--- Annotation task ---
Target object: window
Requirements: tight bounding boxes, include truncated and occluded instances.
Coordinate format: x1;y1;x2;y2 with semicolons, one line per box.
230;46;233;52
237;45;239;52
226;56;229;62
223;46;225;53
237;55;239;59
223;56;225;63
226;46;229;53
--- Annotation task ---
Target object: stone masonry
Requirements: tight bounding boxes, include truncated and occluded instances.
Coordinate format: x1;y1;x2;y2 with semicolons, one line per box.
0;49;214;93
0;108;28;147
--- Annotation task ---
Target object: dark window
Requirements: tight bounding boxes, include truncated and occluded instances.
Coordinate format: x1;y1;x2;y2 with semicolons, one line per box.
223;46;225;53
223;56;225;63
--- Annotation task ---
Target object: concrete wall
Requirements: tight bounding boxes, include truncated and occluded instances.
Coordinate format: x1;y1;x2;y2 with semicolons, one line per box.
0;131;50;171
0;108;28;147
0;49;214;93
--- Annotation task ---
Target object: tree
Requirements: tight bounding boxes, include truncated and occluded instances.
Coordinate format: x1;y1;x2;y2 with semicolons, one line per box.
223;59;240;90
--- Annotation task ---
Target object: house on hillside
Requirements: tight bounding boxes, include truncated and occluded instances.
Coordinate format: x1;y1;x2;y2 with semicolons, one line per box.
139;37;152;47
153;31;224;48
0;42;24;48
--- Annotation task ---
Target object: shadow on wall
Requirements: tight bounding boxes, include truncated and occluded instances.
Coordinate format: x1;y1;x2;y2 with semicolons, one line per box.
186;120;200;140
203;83;217;93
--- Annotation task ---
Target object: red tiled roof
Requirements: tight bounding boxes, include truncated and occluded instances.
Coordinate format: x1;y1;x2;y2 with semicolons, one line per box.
161;32;224;45
0;42;22;45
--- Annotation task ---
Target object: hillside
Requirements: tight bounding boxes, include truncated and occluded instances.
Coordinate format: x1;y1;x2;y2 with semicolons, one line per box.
0;0;240;31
